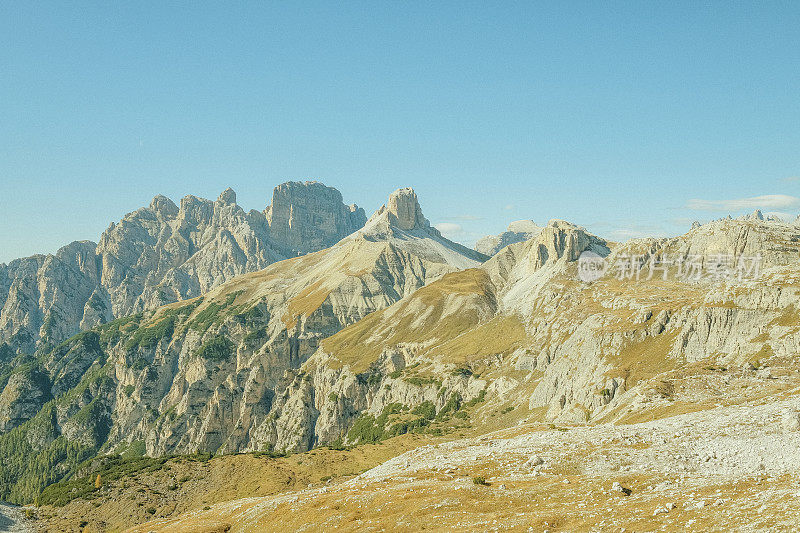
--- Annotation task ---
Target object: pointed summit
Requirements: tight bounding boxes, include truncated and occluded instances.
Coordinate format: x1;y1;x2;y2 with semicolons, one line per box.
357;187;487;266
507;220;541;233
149;195;178;217
365;187;434;233
217;187;237;205
475;219;543;257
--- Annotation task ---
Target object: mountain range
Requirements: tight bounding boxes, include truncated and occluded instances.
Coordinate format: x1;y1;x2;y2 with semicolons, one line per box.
0;181;366;355
1;182;799;532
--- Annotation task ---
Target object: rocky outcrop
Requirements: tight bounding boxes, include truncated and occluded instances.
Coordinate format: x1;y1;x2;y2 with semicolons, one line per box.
384;187;428;230
96;189;282;318
0;241;103;353
265;181;366;256
0;182;366;353
475;220;542;256
0;365;52;432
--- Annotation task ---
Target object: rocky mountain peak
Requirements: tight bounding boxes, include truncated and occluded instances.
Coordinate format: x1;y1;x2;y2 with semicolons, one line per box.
747;209;764;221
0;181;366;353
265;181;367;256
149;195;179;217
507;220;540;233
217;187;237;205
385;187;429;231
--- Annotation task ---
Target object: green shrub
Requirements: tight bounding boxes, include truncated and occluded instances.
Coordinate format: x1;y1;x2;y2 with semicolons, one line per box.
386;417;428;437
403;376;440;388
125;315;176;351
346;414;385;444
411;401;436;420
195;335;235;362
437;393;462;419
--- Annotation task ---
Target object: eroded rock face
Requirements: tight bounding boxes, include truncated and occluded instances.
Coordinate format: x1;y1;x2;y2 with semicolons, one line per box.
0;185;487;484
97;190;281;318
0;241;103;353
0;182;366;353
265;181;367;256
385;187;428;230
3;192;800;506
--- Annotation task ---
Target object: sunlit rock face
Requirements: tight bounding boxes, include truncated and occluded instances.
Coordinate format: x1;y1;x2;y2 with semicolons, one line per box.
0;181;366;353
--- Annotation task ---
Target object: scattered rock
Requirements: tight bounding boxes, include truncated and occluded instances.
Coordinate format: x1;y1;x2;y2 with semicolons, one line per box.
524;455;544;469
611;482;632;496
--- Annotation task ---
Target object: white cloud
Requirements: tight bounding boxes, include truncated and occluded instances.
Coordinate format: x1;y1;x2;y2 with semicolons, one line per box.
687;194;800;211
504;204;515;211
434;222;463;236
781;176;800;183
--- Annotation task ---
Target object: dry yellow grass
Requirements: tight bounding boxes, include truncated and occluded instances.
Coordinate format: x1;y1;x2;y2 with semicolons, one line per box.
322;269;497;372
34;434;435;533
126;464;800;533
282;279;331;328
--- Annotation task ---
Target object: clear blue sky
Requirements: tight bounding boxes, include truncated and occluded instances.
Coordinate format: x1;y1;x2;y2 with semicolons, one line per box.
2;2;799;263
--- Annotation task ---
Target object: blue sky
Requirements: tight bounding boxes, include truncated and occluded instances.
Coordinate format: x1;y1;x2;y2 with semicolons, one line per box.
1;2;799;263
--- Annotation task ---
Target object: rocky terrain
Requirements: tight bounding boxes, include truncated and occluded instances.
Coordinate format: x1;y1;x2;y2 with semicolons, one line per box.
0;502;30;532
127;391;800;533
0;181;366;353
0;187;487;505
1;189;799;531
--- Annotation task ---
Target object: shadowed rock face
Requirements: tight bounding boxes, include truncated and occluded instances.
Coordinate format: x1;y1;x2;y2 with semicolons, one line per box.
0;181;366;353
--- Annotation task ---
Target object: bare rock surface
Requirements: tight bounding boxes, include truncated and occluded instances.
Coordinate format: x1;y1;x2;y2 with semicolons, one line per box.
0;181;366;352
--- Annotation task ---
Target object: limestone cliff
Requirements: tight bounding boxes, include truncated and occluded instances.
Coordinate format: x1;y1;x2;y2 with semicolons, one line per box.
0;182;366;353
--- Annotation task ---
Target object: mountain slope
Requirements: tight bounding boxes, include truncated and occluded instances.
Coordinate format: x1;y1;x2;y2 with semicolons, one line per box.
283;215;800;444
4;205;800;525
0;187;487;504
